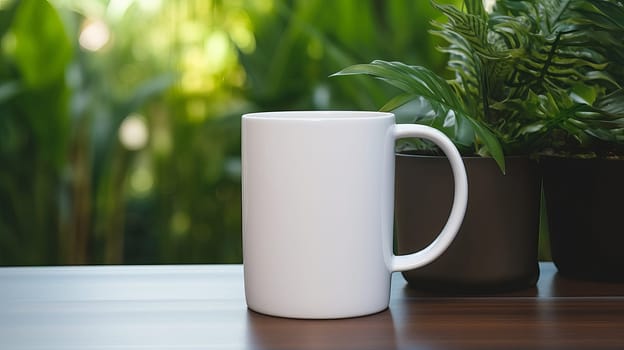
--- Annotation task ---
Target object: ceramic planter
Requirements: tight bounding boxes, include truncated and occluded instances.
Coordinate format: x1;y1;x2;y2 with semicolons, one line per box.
395;155;541;293
540;156;624;282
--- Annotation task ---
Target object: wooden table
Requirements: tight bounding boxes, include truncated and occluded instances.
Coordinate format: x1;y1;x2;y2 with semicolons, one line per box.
1;263;623;349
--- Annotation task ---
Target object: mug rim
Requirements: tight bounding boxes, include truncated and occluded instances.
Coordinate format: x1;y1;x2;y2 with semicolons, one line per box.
243;110;394;121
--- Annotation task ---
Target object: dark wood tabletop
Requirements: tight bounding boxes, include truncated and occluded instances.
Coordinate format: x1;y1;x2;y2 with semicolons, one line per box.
1;262;623;349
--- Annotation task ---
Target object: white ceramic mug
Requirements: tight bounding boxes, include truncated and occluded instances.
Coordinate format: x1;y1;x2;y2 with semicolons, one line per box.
242;111;468;319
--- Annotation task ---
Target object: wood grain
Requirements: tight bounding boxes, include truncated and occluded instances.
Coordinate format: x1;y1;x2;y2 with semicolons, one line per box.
1;263;623;349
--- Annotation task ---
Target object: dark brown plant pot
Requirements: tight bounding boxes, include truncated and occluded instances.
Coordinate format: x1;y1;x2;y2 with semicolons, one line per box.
395;155;541;293
541;156;624;282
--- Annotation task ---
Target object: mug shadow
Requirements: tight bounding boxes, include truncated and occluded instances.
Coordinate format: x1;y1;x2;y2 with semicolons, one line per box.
391;279;545;349
245;307;398;350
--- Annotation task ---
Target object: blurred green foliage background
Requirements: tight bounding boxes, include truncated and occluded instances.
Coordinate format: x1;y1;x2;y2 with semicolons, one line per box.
0;0;455;265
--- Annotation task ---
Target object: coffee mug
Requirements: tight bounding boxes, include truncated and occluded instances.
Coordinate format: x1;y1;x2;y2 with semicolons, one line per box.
242;111;468;319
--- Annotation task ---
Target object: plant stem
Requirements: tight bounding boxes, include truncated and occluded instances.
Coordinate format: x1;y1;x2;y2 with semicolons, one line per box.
537;30;563;90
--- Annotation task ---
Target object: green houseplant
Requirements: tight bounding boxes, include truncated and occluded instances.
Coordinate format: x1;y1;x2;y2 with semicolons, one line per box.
333;0;624;290
523;1;624;281
490;0;624;282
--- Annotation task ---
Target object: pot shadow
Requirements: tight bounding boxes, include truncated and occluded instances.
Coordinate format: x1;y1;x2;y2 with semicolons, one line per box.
245;308;398;350
398;278;539;298
548;272;624;297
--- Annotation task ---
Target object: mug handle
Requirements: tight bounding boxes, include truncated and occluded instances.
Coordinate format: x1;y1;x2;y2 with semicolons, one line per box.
391;124;469;272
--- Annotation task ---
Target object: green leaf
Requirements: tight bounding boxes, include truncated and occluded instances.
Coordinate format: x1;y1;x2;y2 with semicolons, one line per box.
570;83;598;105
583;71;621;89
465;0;487;19
595;89;624;117
586;128;618;142
333;60;466;113
432;2;505;61
392;96;437;124
333;59;506;171
520;122;546;134
0;0;19;38
11;0;72;88
464;115;506;173
333;60;470;132
586;0;624;30
380;93;417;112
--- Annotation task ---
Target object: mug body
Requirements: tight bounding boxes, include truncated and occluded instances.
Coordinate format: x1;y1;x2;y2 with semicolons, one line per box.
242;111;395;319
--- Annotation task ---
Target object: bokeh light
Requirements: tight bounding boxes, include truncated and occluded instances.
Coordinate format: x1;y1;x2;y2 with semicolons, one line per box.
79;19;110;51
119;113;149;150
